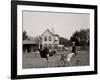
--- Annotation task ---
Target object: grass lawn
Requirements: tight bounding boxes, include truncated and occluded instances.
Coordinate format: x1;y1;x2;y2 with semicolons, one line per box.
22;49;89;69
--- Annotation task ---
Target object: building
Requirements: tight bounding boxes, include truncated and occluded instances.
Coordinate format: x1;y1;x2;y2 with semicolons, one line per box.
41;29;59;50
23;29;65;53
23;36;39;53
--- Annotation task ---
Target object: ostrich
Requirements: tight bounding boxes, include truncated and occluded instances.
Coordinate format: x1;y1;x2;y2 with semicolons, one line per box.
38;48;56;67
57;53;75;67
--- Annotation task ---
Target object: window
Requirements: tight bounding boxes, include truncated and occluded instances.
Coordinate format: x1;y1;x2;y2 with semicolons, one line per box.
49;44;52;49
55;40;57;42
49;36;51;41
44;36;47;41
44;44;47;48
54;44;58;49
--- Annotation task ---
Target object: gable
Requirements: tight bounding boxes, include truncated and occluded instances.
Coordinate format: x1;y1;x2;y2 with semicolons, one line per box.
41;29;54;37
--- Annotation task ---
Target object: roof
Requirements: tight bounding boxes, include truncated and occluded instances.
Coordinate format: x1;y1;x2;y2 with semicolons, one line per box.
41;29;60;37
41;29;54;37
23;40;38;44
23;36;40;44
54;34;60;37
58;45;64;47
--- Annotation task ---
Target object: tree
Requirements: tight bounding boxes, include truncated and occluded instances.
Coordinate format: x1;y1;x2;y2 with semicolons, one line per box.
23;31;28;40
70;29;89;46
59;37;72;47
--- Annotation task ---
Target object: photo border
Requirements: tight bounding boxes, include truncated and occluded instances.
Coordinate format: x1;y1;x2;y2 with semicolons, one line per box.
11;0;97;79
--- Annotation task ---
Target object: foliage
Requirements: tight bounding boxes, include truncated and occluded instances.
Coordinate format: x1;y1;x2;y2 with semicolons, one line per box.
59;37;72;47
23;31;28;40
70;29;89;46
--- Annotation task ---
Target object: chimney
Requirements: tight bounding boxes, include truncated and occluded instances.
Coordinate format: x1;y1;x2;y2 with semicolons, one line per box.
52;28;55;34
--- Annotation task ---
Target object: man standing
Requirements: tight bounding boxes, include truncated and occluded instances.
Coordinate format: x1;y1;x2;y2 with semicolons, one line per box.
72;41;77;55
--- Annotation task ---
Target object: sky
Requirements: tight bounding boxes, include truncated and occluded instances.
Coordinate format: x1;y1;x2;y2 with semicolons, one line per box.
23;11;90;40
